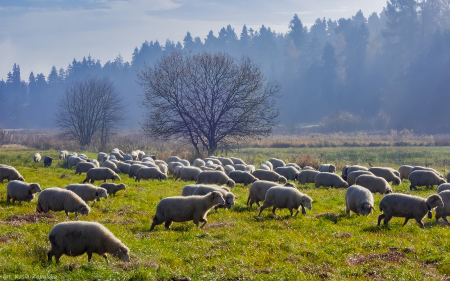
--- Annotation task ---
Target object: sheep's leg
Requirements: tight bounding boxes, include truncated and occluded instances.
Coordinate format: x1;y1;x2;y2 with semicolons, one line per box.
102;253;109;264
346;204;350;214
443;216;449;223
6;194;10;203
377;214;385;226
87;252;92;262
415;217;424;228
294;209;300;217
402;218;410;226
199;218;207;228
289;208;293;216
47;250;54;262
65;211;69;217
272;207;277;216
55;254;61;263
164;221;173;229
91;201;96;207
256;201;261;207
258;205;269;216
90;180;94;184
383;214;392;225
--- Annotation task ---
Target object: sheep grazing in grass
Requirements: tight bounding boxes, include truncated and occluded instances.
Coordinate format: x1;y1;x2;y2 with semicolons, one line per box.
264;161;274;171
59;150;69;160
0;166;25;183
224;165;235;175
437;183;450;193
68;157;86;169
128;164;146;178
75;162;96;175
258;186;313;217
247;181;295;207
233;164;246;171
196;171;236;188
192;185;237;210
410;166;444;178
296;170;320;185
314;172;349;188
368;167;401;185
100;183;126;196
48;221;130;263
228;171;258;186
6;181;41;204
115;162;131;174
252;170;287;184
274;166;298;181
355;175;393;195
44;156;52;167
150;191;225;230
167;156;181;163
286;163;301;171
34;153;41;163
377;193;443;227
230;157;246;165
408;170;446;190
345;185;375;216
398;165;414;181
103;160;120;174
204;158;222;166
245;165;255;174
65;184;108;206
342;165;368;181
346;170;374;186
194;158;206;167
135;167;167;182
83;168;121;184
168;162;184;175
97;152;107;162
154;160;166;166
435;190;450;223
36;187;90;218
157;163;168;175
217;157;234;166
268;158;285;169
178;167;202;181
318;164;336;173
181;184;230;196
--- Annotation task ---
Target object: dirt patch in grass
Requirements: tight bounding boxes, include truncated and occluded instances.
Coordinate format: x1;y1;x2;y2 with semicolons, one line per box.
116;205;144;215
5;213;57;225
212;244;229;250
113;260;159;271
251;269;273;274
346;251;406;266
203;222;235;229
315;213;339;219
284;255;301;263
135;232;157;239
0;236;9;244
102;219;135;225
335;232;353;239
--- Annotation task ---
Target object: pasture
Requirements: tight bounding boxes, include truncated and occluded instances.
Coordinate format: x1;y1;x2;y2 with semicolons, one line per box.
1;146;450;280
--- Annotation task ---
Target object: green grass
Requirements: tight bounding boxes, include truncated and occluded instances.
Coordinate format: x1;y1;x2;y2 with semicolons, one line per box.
1;147;450;280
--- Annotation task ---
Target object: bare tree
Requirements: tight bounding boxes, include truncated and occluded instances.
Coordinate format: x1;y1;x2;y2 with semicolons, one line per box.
138;52;280;155
56;77;125;147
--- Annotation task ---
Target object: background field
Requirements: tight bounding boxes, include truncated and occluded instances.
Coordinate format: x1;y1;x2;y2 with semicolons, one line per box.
1;146;450;280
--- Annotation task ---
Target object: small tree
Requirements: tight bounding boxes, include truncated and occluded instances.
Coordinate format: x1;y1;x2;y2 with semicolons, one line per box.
138;51;280;155
56;77;125;147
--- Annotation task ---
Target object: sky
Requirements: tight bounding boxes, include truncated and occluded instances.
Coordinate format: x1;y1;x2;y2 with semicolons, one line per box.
0;0;387;81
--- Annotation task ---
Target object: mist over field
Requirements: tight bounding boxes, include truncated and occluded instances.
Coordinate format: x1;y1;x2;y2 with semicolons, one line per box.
1;0;449;134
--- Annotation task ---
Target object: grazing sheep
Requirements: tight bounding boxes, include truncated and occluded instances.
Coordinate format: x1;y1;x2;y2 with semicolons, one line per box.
274;166;298;181
247;181;294;207
97;152;107;162
150;191;225;230
217;157;234;166
36;187;90;218
196;171;236;188
110;151;124;161
355;175;393;195
59;150;69;160
167;156;181;163
48;221;130;263
78;154;89;160
90;159;100;168
343;165;369;180
157;163;168;175
268;158;286;169
100;183;126;196
228;171;258;186
435;190;450;223
124;154;133;161
224;165;235;175
408;170;446;190
398;165;414;181
136;167;167;182
286;163;301;171
179;167;202;181
302;166;315;170
315;172;349;188
200;166;215;171
341;165;350;181
142;157;155;163
245;165;255;173
318;164;336;173
75;162;97;175
378;193;443;227
0;166;25;183
296;170;320;185
65;184;108;206
179;159;190;167
181;184;230;196
252;170;287;184
204;158;222;166
6;181;41;204
83;168;121;184
264;161;274;171
345;185;375;215
68;157;86;169
194;159;206;167
103;160;120;174
128;164;146;178
115;162;131;174
230;157;246;165
191;185;236;209
437;183;450;193
138;151;145;160
259;164;270;171
34;153;41;163
44;156;53;167
258;186;313;216
66;152;77;164
410;166;444;178
154;160;166;166
347;170;374;186
233;164;246;171
173;165;184;180
168;162;184;175
368;167;401;185
109;155;117;161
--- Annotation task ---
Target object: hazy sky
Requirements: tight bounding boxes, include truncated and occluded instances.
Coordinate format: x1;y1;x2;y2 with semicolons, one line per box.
0;0;386;81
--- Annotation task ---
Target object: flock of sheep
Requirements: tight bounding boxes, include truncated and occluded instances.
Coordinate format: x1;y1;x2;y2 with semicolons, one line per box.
1;148;450;264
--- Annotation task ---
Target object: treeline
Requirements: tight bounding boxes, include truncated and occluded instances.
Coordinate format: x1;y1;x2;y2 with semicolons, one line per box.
1;0;449;133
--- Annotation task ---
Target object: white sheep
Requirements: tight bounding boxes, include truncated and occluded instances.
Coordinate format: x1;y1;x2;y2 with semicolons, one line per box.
90;159;100;168
318;164;336;173
178;167;202;181
6;180;41;204
100;183;126;196
244;165;255;174
315;172;349;188
345;185;375;215
264;161;274;171
36;187;90;218
247;181;293;207
217;157;234;166
167;156;181;163
135;167;167;182
68;157;86;169
252;170;287;184
34;153;41;163
233;164;246;171
59;150;69;160
435;190;450;223
75;162;96;175
228;171;258;186
286;163;301;171
224;165;235;175
116;162;131;174
378;193;443;227
128;164;146;178
398;165;413;181
150;191;225;230
408;170;446;190
192;185;237;209
355;175;393;194
296;170;320;185
181;184;230;196
230;157;246;165
0;166;25;183
194;158;206;167
196;171;236;187
103;160;120;174
65;184;108;206
437;183;450;193
346;170;374;186
48;221;130;263
368;167;401;185
97;152;107;162
258;186;313;216
157;163;168;175
268;158;286;169
274;166;298;181
83;168;121;184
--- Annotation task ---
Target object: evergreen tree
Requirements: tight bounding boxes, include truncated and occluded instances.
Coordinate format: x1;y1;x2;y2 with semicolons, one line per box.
288;14;308;50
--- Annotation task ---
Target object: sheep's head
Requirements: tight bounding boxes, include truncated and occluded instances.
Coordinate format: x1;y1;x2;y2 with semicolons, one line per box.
160;173;168;180
385;185;393;194
357;202;374;216
119;184;126;191
79;205;90;216
330;165;336;173
427;194;444;209
116;246;130;262
97;188;108;199
225;193;236;209
252;178;258;183
114;174;121;181
342;165;349;180
18;176;25;182
284;182;296;188
210;191;225;205
29;183;41;194
279;176;287;184
227;179;235;188
392;177;401;186
341;182;350;188
298;195;313;214
439;178;446;185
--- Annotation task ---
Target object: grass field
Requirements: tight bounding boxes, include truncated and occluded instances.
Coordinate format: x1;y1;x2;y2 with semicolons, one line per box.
1;146;450;280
